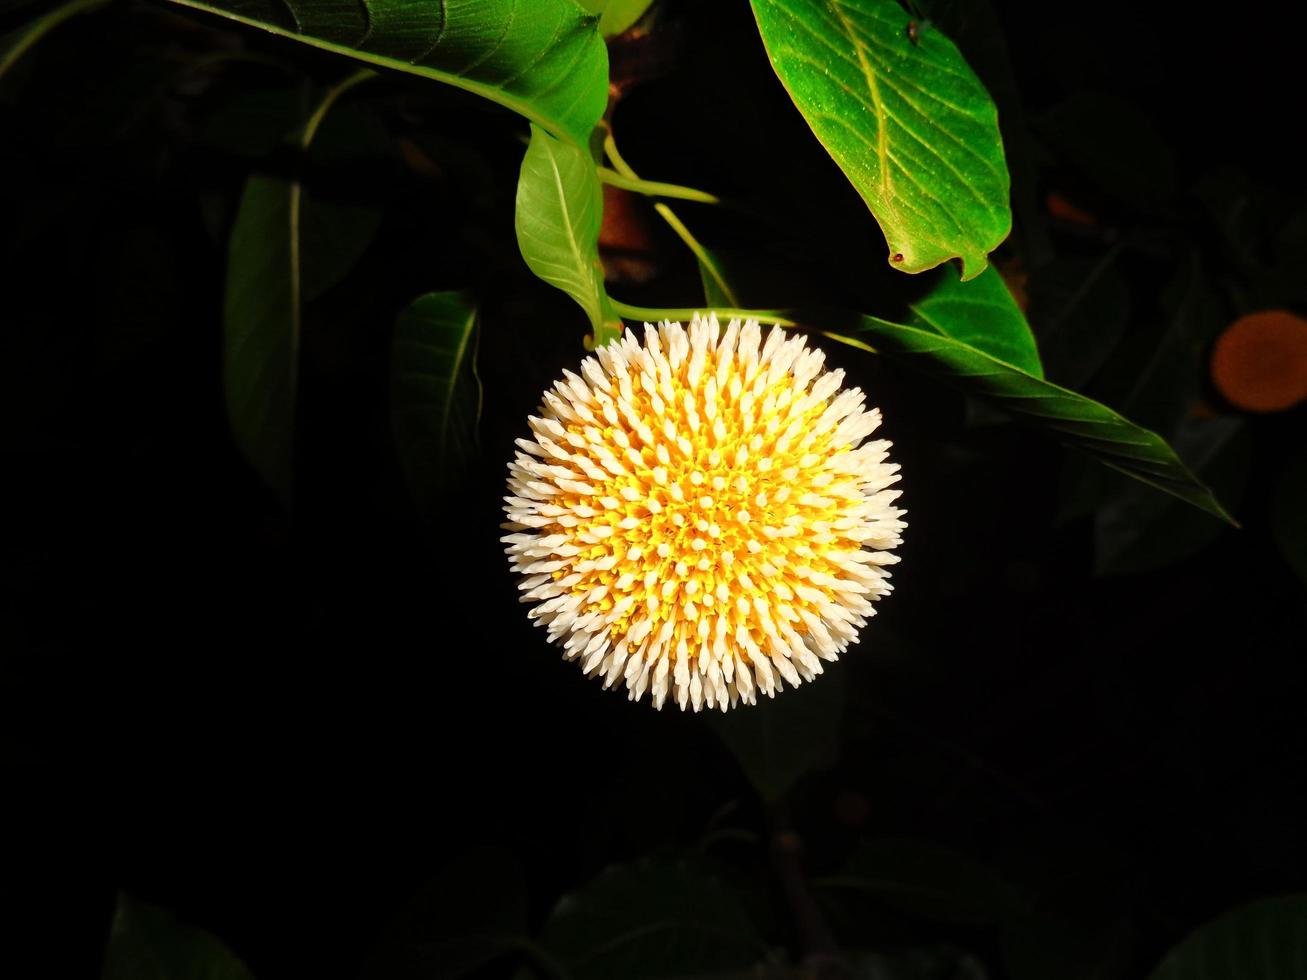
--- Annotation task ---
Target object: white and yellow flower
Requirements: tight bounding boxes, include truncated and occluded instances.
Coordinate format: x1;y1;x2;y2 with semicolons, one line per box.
503;314;905;711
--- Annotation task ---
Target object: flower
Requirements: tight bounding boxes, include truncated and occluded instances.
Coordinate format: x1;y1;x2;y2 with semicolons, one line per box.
502;314;905;711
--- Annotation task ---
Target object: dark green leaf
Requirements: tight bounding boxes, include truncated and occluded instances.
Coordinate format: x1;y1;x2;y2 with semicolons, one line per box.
909;264;1042;377
1027;251;1129;389
0;0;109;81
300;197;382;302
818;838;1025;925
707;665;844;801
302;101;388;298
101;893;255;980
223;71;375;506
823;313;1234;523
749;0;1010;277
1094;417;1248;575
1099;253;1222;436
224;173;298;506
162;0;607;146
391;291;481;516
1037;92;1176;212
698;249;739;309
1273;453;1307;589
201;87;307;159
1147;894;1307;980
848;948;990;980
362;847;528;980
515;124;620;346
537;860;765;980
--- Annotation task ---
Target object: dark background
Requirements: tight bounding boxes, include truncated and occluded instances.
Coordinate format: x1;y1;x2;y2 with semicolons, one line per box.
4;1;1305;978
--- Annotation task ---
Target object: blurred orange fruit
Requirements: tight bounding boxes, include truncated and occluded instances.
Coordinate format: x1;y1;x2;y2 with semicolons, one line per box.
1210;310;1307;412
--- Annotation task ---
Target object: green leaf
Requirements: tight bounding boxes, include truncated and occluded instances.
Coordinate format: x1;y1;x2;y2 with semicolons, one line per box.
909;264;1042;377
391;291;481;517
537;860;765;980
707;666;845;801
0;0;109;82
162;0;607;146
223;70;374;506
699;254;737;309
823;313;1235;524
1038;92;1176;212
300;197;383;302
579;0;655;36
817;838;1025;926
1147;894;1307;980
601;131;734;314
1273;453;1307;589
1027;251;1129;389
696;243;744;310
101;893;256;980
749;0;1010;278
224;174;298;505
1094;417;1248;575
515;124;621;346
362;847;528;980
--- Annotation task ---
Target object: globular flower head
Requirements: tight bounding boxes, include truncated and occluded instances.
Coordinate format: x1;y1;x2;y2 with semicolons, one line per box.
502;314;905;711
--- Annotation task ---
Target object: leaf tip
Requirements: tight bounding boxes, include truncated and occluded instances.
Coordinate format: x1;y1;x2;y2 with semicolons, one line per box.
957;253;990;282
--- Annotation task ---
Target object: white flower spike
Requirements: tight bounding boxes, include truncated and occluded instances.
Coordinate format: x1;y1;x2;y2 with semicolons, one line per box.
502;314;905;711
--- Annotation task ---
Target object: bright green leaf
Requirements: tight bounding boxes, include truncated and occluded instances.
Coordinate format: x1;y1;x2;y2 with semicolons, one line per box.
707;666;844;801
515;124;621;346
598;0;655;37
909;264;1042;377
750;0;1010;278
1148;894;1307;980
537;860;765;980
162;0;607;146
101;894;256;980
822;313;1235;524
391;291;481;518
578;0;655;37
223;70;374;507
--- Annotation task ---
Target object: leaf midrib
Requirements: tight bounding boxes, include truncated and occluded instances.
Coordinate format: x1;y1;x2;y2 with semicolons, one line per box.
441;306;478;452
161;0;586;144
545;147;593;302
826;0;889;193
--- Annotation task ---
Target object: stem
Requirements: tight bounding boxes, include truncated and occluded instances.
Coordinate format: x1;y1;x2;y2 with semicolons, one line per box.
597;167;721;205
608;298;795;327
768;803;844;976
0;0;112;80
284;68;375;505
300;68;376;148
603;132;740;307
820;330;878;355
